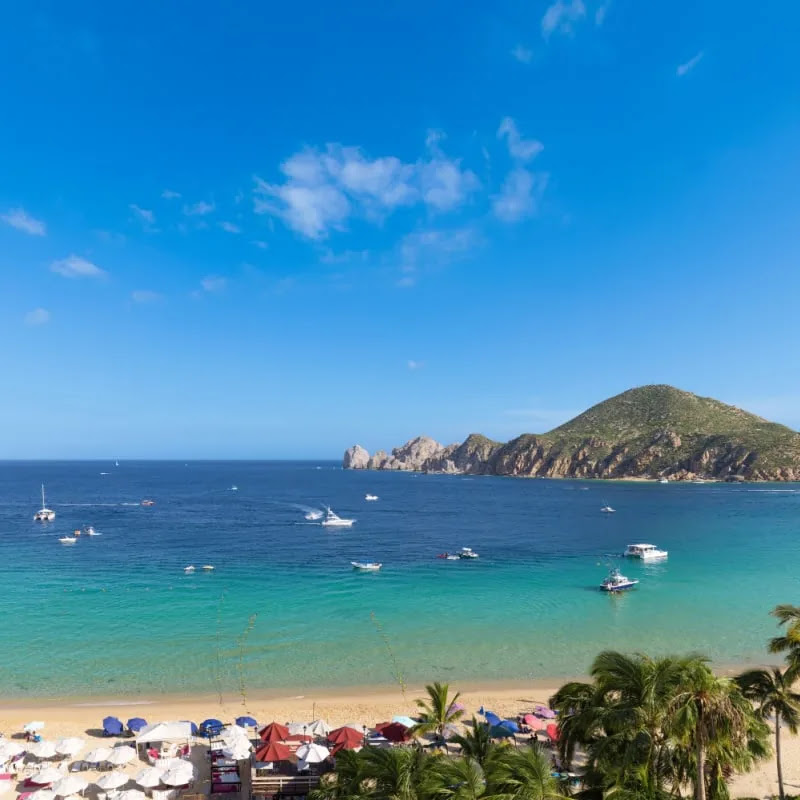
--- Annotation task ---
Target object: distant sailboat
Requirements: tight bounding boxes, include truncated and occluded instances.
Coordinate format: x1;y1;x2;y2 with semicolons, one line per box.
115;459;119;467
34;485;56;522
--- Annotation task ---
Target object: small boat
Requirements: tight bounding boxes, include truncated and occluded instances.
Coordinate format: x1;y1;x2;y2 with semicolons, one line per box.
184;565;195;573
59;536;77;545
459;547;479;559
33;485;56;522
437;553;461;561
202;565;215;571
115;460;119;467
304;510;323;521
321;507;355;527
100;472;110;475
85;526;100;536
601;568;639;592
141;499;155;507
659;478;669;484
600;505;616;513
624;543;668;560
365;494;379;501
351;561;382;571
230;486;238;491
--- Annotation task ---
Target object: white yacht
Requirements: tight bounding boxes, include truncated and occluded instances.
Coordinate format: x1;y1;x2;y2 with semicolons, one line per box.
600;505;616;513
321;507;355;527
601;568;639;592
624;543;668;560
202;565;215;571
184;565;196;573
365;494;379;501
59;535;77;545
459;547;479;559
351;561;382;571
659;478;669;484
34;485;56;522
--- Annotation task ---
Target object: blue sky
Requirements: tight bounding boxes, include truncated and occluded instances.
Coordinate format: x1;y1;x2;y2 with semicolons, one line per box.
2;0;800;458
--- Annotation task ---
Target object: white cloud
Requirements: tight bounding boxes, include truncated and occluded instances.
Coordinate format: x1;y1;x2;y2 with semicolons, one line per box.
2;207;46;236
24;308;50;326
511;44;533;63
252;240;269;249
541;0;586;39
595;1;610;25
492;168;548;222
677;51;704;77
407;360;423;370
254;140;480;239
161;189;181;199
200;275;226;292
183;200;215;216
129;204;157;231
51;254;107;279
131;289;162;303
219;221;242;234
497;118;543;162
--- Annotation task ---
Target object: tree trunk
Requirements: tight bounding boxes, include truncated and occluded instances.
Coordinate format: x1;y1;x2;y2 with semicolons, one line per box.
695;737;706;800
776;720;784;800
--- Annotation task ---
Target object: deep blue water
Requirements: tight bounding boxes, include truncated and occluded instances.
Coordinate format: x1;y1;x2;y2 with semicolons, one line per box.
0;461;797;698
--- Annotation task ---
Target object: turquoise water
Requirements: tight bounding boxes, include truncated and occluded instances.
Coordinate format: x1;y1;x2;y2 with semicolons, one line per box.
1;461;798;698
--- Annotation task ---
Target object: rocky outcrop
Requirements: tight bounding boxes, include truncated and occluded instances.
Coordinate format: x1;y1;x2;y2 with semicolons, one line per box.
342;385;800;481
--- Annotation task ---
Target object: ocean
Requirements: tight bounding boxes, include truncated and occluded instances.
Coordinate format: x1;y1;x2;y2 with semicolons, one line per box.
1;461;797;699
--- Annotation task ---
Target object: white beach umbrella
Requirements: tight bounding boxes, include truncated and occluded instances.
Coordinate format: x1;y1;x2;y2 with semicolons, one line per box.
306;720;332;737
134;767;164;789
295;743;329;764
106;747;136;766
116;790;147;800
95;772;129;791
51;775;88;796
159;763;194;787
29;767;65;784
29;790;56;800
29;741;58;759
222;744;251;761
220;725;250;747
0;741;24;759
286;722;310;736
23;722;46;733
83;748;112;764
54;739;85;757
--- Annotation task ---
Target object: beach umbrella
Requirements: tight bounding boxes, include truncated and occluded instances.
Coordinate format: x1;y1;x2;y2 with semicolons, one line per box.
101;717;124;737
378;723;409;743
29;791;56;800
254;741;290;763
29;767;65;785
327;727;363;747
95;772;129;791
106;747;136;766
199;719;223;736
23;722;46;733
295;743;329;764
234;716;257;728
483;711;502;727
534;705;556;719
221;724;250;743
83;748;112;765
159;763;194;787
489;725;515;739
55;739;84;757
126;718;147;733
499;719;520;734
448;702;465;713
390;716;417;729
306;719;331;737
341;723;363;733
30;741;58;759
134;768;164;789
116;790;147;800
330;740;360;754
258;722;289;743
222;744;251;761
286;722;310;736
545;723;559;742
52;775;88;796
0;741;24;759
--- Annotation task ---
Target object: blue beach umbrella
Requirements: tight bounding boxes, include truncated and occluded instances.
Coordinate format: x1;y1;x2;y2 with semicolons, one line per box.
490;724;515;739
498;719;520;734
102;717;124;736
200;718;223;736
235;716;257;728
183;721;199;736
484;711;502;727
127;718;147;733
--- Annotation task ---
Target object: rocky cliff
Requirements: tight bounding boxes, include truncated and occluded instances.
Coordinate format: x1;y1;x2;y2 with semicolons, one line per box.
343;385;800;481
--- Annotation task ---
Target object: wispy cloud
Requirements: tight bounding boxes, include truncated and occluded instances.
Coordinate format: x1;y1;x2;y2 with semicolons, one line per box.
407;360;423;370
251;240;269;249
131;289;163;303
24;308;50;326
492;168;548;222
254;138;479;239
161;189;181;199
511;44;533;63
51;254;107;279
218;221;242;234
183;200;215;216
497;118;543;162
1;207;46;236
397;227;479;287
200;275;226;292
676;51;704;76
129;204;157;231
541;0;586;39
595;1;610;25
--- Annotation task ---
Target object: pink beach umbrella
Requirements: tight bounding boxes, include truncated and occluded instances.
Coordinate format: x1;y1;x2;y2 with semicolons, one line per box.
523;714;545;731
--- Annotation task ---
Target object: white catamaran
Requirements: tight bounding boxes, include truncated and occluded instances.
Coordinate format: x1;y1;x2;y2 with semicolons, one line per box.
34;485;55;522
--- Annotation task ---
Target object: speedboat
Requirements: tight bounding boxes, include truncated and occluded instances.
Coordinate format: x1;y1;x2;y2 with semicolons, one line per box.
34;485;56;522
365;494;379;501
85;526;100;536
601;568;639;592
321;507;355;527
184;565;195;573
437;553;461;561
459;547;479;559
59;535;77;545
600;505;616;513
304;510;323;521
351;561;382;571
624;543;668;560
141;499;155;506
230;485;238;491
659;478;669;484
202;565;215;571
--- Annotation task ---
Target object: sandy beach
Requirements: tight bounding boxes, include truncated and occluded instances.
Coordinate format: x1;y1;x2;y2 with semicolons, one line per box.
1;681;797;799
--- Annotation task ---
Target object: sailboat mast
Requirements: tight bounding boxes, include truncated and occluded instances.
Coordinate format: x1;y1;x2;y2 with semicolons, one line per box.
41;483;45;508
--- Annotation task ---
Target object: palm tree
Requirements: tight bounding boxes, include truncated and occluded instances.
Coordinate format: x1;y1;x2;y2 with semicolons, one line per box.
737;666;800;800
423;756;490;800
484;743;564;800
411;682;465;743
448;717;496;767
309;748;369;800
360;746;430;800
769;605;800;677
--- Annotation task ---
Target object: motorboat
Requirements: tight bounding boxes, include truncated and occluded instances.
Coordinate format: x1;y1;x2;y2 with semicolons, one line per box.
600;505;616;513
34;485;56;522
321;507;355;527
202;565;215;571
59;535;77;545
437;553;461;561
184;565;195;573
141;499;155;506
304;510;323;521
365;494;379;501
624;543;668;560
351;561;382;571
459;547;479;559
230;485;238;491
601;568;639;592
85;526;100;536
659;478;669;484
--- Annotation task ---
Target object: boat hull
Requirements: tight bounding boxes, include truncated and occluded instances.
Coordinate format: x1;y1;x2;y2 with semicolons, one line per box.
601;580;638;592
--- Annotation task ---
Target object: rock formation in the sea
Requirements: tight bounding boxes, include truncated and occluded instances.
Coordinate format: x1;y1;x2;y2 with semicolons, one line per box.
343;385;800;482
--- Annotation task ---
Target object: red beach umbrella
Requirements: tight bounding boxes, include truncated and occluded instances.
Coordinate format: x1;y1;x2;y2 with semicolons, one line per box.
379;723;409;743
545;723;559;742
328;727;363;747
259;722;290;743
330;740;361;755
255;741;290;762
374;721;392;733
